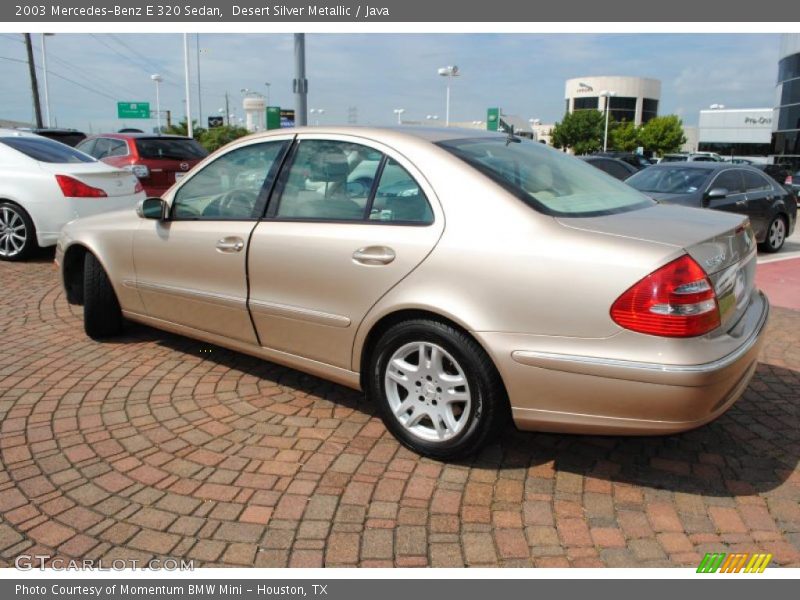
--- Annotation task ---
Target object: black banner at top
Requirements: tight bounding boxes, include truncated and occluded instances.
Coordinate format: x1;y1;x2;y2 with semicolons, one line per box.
2;0;793;22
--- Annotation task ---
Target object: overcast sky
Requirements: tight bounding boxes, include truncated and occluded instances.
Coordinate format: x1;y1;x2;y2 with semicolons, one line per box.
0;33;781;133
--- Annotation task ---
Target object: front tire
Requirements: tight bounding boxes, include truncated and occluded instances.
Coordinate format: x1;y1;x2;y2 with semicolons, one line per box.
368;319;508;460
760;215;787;253
83;253;123;339
0;202;37;261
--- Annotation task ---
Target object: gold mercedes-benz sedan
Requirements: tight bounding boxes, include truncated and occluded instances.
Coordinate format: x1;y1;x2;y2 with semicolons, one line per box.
56;127;769;459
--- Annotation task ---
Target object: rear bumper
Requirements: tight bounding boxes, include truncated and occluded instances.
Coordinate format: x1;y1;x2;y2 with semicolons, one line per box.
480;290;769;435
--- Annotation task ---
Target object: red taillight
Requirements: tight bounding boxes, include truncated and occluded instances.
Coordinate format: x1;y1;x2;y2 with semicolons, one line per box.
55;175;107;198
610;254;720;338
134;180;144;194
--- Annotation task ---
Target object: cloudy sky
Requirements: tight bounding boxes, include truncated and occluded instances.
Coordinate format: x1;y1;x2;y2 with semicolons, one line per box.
0;33;781;132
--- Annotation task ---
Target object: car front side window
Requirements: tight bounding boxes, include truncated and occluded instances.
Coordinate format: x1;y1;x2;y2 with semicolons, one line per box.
171;141;287;220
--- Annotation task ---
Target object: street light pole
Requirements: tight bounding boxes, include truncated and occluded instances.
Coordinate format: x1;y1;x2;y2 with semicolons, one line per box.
40;33;54;128
294;33;308;127
151;74;163;133
24;34;43;129
600;90;616;152
437;65;459;127
265;82;271;107
393;108;405;125
183;33;193;137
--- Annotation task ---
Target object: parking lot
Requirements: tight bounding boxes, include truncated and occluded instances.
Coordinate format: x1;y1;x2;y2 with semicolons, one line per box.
0;247;798;568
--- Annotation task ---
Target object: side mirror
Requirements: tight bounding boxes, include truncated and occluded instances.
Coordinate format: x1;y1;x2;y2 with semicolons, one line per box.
703;188;728;205
136;197;168;220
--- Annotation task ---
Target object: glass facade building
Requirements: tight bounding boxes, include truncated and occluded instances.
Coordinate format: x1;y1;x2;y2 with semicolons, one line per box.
772;34;800;169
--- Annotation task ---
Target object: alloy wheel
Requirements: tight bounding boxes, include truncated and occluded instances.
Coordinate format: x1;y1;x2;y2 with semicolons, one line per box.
0;206;27;258
768;217;786;250
384;341;471;442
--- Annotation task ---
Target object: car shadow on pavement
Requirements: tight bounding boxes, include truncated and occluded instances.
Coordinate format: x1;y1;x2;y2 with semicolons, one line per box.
124;322;798;500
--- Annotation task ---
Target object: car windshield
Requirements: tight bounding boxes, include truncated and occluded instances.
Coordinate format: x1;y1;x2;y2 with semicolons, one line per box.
0;136;95;163
437;137;653;217
626;167;712;194
135;138;208;160
660;155;687;162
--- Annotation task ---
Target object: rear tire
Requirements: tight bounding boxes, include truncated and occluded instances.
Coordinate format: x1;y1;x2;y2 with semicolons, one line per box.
83;253;123;339
0;202;37;261
760;215;788;253
368;319;509;460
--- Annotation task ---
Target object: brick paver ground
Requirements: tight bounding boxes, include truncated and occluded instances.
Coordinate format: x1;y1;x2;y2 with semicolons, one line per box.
0;256;798;568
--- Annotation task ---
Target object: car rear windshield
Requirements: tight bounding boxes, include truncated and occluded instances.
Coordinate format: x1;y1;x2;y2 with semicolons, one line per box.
626;166;712;194
135;138;208;160
437;137;653;217
0;136;95;163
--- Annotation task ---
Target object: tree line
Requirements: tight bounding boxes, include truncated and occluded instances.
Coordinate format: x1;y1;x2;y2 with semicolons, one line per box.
550;111;687;156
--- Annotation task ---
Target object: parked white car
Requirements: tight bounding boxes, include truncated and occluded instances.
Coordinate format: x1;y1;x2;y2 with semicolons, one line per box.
0;130;145;261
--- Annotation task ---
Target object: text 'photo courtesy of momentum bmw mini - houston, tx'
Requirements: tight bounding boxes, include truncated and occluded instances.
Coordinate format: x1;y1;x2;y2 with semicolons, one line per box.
56;127;769;459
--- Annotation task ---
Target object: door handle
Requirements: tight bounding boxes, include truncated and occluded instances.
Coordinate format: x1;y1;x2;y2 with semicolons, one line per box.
216;237;245;253
352;246;396;265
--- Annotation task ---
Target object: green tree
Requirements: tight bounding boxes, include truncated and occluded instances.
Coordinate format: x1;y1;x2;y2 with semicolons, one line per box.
609;120;640;152
198;125;250;152
164;118;205;138
551;110;605;155
639;115;687;156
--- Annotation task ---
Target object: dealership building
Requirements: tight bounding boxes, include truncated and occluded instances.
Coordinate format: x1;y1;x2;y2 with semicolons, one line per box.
773;33;800;167
697;107;773;160
565;76;661;126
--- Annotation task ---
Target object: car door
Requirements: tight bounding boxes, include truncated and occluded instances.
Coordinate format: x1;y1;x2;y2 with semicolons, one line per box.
742;169;776;239
705;169;747;216
132;136;292;344
247;134;444;369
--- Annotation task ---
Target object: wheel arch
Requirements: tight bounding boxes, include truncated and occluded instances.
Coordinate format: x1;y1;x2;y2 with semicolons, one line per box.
355;307;508;399
62;242;91;305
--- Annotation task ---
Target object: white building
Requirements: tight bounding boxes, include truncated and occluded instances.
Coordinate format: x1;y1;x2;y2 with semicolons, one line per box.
565;76;661;126
697;108;772;161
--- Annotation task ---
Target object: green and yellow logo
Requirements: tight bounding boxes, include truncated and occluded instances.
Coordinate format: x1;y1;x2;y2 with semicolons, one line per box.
697;552;772;573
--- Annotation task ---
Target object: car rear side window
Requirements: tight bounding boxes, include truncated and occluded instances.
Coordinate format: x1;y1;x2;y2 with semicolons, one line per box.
439;137;652;217
369;159;433;224
172;141;287;220
711;170;745;193
0;136;95;163
743;170;771;192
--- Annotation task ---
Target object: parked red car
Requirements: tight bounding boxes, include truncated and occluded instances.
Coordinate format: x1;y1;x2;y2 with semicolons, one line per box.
76;133;208;197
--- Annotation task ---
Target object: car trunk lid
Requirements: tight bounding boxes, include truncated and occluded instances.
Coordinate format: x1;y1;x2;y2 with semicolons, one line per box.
557;203;758;333
38;161;140;197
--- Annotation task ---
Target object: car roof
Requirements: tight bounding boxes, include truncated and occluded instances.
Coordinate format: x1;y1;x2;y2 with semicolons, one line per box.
0;128;44;138
648;162;766;173
232;126;508;146
84;133;194;140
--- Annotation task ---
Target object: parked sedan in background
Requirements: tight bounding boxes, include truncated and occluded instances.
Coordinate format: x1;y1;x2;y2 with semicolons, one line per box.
21;127;87;147
590;151;654;169
77;133;208;196
625;162;797;252
57;127;768;458
0;130;144;261
580;156;639;180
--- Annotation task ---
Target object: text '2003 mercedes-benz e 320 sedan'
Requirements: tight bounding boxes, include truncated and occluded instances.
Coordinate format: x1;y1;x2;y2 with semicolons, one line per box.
56;127;769;459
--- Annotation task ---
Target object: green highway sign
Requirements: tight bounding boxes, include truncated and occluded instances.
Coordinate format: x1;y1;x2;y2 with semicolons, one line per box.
266;106;281;130
487;107;500;131
117;102;151;119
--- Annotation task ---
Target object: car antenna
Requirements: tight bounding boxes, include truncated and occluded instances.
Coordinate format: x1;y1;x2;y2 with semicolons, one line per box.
505;124;521;146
